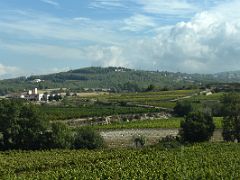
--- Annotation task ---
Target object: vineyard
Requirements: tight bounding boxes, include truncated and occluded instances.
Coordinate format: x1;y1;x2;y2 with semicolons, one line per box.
98;89;198;108
38;89;218;121
90;117;223;130
39;105;159;121
0;143;240;179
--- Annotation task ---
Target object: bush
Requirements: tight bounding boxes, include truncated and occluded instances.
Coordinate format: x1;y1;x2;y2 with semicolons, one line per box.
146;84;155;92
43;122;73;149
174;101;193;117
179;111;215;143
158;135;182;149
133;135;146;148
73;128;104;149
221;93;240;142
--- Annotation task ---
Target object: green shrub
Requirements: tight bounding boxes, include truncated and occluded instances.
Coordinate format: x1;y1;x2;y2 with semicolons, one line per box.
179;111;215;143
133;135;146;148
74;128;104;149
221;93;240;142
174;101;193;117
43;122;73;149
158;135;182;149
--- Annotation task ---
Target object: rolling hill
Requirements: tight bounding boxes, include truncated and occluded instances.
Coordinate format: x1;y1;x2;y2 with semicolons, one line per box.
1;66;240;95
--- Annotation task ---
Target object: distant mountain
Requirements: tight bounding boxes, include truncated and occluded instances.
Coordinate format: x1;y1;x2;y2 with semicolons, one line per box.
1;66;240;95
213;70;240;82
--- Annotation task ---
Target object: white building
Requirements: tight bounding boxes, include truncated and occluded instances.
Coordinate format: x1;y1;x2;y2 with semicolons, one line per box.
32;79;44;83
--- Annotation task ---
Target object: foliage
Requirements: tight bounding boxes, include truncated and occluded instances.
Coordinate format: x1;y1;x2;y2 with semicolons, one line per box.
74;128;104;150
1;143;240;179
158;135;182;149
48;95;62;101
39;105;159;121
179;111;215;143
0;100;49;150
221;93;240;142
0;100;77;150
146;84;155;92
133;135;146;148
42;122;73;149
202;100;223;117
174;101;193;116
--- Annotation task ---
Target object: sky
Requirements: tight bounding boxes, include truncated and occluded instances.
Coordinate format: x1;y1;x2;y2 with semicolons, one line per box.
0;0;240;78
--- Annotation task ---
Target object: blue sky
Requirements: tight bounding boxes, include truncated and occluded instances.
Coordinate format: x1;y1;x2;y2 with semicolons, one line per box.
0;0;240;78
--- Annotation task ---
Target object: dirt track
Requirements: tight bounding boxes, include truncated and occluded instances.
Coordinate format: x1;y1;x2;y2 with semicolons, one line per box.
100;129;223;148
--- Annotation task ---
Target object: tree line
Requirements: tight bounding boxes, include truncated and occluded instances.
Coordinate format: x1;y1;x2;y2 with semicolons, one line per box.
0;100;104;150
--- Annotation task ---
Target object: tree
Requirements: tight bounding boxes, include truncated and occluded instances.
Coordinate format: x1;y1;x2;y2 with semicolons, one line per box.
73;128;104;149
221;93;240;142
179;111;215;143
0;100;49;150
43;122;73;149
146;84;155;92
174;101;193;117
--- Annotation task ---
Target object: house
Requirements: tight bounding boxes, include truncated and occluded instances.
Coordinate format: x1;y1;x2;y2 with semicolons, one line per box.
32;79;44;83
200;89;213;96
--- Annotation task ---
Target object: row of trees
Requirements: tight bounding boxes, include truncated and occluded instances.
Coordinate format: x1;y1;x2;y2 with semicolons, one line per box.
0;100;104;150
175;93;240;143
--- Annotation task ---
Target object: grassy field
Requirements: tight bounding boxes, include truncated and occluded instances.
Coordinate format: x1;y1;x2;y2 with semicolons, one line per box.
89;117;223;130
1;143;240;179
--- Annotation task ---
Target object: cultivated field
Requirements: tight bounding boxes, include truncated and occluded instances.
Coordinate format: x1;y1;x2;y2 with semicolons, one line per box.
1;143;239;179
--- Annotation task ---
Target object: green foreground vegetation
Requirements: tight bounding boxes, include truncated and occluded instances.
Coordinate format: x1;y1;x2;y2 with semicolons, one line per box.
0;143;240;179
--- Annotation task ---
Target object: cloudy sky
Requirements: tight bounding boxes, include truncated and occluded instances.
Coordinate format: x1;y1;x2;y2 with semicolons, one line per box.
0;0;240;78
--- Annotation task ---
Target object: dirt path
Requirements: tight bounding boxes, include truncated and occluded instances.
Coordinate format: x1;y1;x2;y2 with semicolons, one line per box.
100;128;223;148
170;95;193;102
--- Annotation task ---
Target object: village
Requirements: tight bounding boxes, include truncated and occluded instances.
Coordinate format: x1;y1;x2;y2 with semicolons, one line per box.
5;87;62;102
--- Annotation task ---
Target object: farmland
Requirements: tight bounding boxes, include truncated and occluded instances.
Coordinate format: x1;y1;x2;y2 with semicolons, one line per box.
0;89;231;179
0;143;240;179
96;89;198;108
90;117;223;130
38;90;210;120
39;105;159;121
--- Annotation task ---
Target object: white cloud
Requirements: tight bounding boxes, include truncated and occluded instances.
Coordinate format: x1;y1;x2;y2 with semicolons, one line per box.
0;64;21;79
0;11;122;45
89;0;125;9
73;17;91;21
122;14;157;32
81;1;240;73
40;0;59;7
137;0;198;17
121;3;240;73
0;43;84;60
1;1;240;75
0;42;129;68
87;46;129;67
